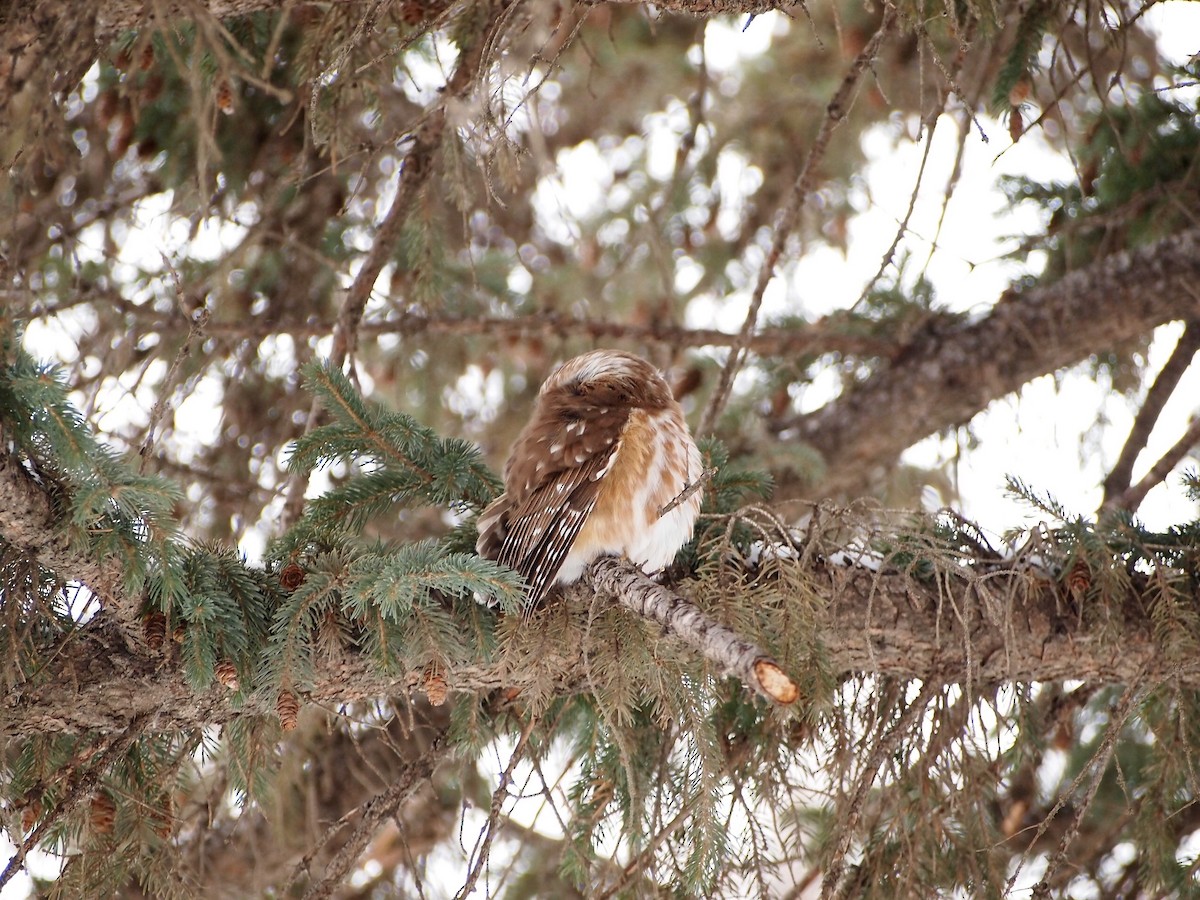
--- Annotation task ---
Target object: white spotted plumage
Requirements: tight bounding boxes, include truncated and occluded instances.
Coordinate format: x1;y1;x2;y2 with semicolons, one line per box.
476;350;703;606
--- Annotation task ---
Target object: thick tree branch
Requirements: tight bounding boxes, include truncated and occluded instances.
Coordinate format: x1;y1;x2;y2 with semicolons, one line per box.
778;228;1200;496
4;549;1193;738
0;448;140;640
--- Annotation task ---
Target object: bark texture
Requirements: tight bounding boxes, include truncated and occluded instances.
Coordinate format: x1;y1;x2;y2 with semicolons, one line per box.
0;448;135;637
3;549;1187;738
784;226;1200;496
588;557;799;703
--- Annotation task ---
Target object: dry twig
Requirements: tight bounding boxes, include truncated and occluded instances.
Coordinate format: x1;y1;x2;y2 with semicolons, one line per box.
586;557;799;704
293;727;451;900
698;2;898;438
1102;320;1200;507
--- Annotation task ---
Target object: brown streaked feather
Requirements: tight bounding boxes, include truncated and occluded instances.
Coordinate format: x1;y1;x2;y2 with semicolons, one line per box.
496;444;616;604
503;404;630;504
475;494;512;565
476;349;685;607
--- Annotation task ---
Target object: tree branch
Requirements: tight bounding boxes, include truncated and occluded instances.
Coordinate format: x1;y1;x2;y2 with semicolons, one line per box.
778;226;1200;496
1102;320;1200;505
326;4;502;369
0;713;150;890
3;546;1193;738
0;447;139;640
80;308;892;360
283;1;506;523
586;557;800;704
295;726;451;900
149;703;457;899
1104;415;1200;514
697;1;898;437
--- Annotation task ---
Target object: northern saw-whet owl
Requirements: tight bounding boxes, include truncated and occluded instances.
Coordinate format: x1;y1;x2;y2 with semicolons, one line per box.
476;349;704;605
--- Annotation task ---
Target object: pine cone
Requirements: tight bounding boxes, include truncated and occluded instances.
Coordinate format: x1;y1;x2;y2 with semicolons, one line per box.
112;105;136;157
277;690;300;732
215;78;234;115
1008;75;1032;106
1066;559;1091;600
90;791;116;835
143;612;167;650
422;664;448;706
400;0;433;25
1052;718;1074;751
96;89;120;128
21;793;42;833
215;660;240;691
140;73;164;104
279;563;306;591
152;794;174;839
1008;107;1024;142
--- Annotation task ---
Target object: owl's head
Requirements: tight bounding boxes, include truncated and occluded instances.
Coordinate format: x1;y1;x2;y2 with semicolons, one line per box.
540;349;673;410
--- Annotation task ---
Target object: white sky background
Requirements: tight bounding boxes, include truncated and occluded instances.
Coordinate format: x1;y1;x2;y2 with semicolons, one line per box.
688;1;1200;539
5;3;1200;897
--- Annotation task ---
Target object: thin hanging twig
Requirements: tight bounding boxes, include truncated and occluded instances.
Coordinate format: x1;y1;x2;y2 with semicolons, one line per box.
295;728;451;900
698;2;899;438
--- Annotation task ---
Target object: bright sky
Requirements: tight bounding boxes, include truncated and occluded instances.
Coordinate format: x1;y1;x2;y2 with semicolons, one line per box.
6;3;1200;896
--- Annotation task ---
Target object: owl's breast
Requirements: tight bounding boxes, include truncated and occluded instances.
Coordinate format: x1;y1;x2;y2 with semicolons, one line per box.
561;407;702;580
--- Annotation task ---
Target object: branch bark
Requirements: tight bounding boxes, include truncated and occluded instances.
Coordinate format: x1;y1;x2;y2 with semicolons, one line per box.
1102;320;1200;506
4;547;1192;738
779;227;1200;496
0;447;140;641
587;557;800;704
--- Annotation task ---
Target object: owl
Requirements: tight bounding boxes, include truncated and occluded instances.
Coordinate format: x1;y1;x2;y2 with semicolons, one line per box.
476;349;704;605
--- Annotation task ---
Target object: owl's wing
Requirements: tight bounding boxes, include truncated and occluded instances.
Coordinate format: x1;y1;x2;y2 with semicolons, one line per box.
495;445;618;604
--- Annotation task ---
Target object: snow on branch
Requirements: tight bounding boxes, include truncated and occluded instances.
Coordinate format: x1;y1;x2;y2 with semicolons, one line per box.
7;525;1200;737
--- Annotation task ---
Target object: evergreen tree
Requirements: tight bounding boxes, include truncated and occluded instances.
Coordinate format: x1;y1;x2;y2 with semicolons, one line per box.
2;0;1200;896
